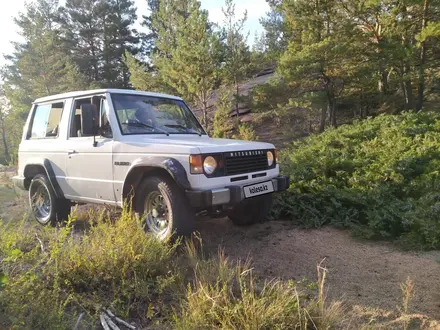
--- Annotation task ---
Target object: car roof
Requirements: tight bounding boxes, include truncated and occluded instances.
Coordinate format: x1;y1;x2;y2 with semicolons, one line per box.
34;89;183;103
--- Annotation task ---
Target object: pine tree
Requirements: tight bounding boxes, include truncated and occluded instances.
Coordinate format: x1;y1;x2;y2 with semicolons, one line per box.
0;89;11;164
140;0;161;58
157;1;221;125
58;0;104;84
1;0;87;160
59;0;138;87
213;88;234;138
125;0;194;95
104;0;139;87
279;0;353;128
259;1;289;63
2;0;86;101
123;51;171;93
153;0;193;60
221;0;251;117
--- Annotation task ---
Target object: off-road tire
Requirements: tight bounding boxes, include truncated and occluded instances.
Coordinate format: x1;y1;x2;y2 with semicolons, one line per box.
228;194;273;226
29;174;71;226
135;175;195;240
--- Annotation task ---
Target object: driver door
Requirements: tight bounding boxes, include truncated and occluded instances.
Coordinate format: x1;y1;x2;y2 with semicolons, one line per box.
64;96;116;204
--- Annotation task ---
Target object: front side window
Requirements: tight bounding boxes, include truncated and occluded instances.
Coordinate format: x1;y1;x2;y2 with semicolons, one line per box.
28;102;64;139
70;95;112;138
70;98;93;137
112;94;206;135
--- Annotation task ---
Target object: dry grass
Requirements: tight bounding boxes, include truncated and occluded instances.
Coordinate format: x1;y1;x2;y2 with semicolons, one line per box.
174;239;344;330
0;210;348;329
1;206;439;329
400;278;416;330
0;169;28;222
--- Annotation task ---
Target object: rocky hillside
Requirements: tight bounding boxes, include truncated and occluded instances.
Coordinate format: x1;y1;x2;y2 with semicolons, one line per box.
192;68;316;148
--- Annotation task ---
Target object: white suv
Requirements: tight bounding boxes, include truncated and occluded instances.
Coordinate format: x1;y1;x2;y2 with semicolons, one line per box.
13;89;289;239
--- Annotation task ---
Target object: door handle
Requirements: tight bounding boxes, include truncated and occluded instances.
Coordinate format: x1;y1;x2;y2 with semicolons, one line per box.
67;149;77;155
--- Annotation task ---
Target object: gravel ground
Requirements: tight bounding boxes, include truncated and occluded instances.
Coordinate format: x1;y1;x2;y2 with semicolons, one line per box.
197;217;440;322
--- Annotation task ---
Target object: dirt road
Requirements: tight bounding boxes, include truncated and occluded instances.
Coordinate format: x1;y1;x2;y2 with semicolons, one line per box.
197;217;440;322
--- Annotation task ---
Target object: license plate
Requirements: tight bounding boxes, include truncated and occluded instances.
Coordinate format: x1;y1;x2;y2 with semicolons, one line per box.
243;181;274;199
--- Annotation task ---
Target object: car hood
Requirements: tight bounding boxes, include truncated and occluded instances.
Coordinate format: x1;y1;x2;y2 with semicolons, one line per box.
119;134;275;154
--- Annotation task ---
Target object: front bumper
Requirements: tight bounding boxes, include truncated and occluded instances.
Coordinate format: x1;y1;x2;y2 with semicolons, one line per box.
186;175;290;208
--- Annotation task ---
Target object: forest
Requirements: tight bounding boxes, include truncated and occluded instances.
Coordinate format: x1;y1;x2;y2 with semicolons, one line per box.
1;0;440;164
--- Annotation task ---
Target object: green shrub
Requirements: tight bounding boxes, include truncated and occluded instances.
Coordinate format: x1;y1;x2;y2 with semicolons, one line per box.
0;215;344;329
3;211;426;329
0;208;180;328
275;111;440;249
234;122;258;141
212;87;234;138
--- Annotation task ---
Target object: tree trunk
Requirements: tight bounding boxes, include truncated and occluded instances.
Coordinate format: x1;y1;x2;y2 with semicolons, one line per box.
1;121;10;163
319;107;326;132
329;101;337;128
401;80;408;109
202;93;208;127
235;82;240;117
401;5;414;110
322;73;337;128
403;66;414;109
378;70;389;94
90;40;99;82
199;87;209;127
416;0;430;111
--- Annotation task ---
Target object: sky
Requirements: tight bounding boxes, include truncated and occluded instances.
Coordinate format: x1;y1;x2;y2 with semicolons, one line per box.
0;0;269;65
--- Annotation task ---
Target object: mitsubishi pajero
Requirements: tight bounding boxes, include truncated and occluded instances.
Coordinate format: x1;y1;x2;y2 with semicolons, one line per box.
13;89;290;239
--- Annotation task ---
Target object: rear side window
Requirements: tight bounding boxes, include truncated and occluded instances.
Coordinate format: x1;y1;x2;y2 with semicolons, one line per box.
28;102;64;139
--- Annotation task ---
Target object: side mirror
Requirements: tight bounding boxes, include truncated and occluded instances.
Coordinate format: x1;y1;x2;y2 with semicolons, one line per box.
80;104;99;146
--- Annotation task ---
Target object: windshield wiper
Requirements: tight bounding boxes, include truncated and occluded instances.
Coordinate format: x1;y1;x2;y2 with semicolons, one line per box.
164;124;202;136
126;122;170;136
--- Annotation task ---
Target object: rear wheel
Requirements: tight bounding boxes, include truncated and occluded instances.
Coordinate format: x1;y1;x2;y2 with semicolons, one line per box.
135;175;195;240
29;174;71;226
228;194;273;226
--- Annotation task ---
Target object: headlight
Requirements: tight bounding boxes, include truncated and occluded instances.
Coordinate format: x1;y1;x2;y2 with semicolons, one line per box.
267;151;274;167
203;156;217;175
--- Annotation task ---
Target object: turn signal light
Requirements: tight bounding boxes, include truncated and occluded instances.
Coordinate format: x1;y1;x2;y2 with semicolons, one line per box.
274;149;278;164
190;154;203;174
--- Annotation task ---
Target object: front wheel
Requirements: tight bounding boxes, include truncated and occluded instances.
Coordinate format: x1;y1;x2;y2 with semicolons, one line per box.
228;194;273;226
29;174;71;226
135;175;195;240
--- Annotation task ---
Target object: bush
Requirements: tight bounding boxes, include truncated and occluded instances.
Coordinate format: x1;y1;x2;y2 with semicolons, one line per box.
1;210;431;329
212;87;234;138
0;208;180;328
234;122;258;141
275;111;440;249
0;211;343;329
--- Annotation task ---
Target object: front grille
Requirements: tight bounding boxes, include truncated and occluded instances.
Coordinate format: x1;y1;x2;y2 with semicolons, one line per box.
224;150;269;176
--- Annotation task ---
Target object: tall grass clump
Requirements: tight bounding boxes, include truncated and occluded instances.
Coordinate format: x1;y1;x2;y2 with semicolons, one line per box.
273;111;440;249
0;208;180;328
174;241;343;330
0;214;344;329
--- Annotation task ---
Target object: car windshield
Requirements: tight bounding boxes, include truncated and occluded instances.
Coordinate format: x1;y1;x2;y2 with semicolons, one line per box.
112;94;206;135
